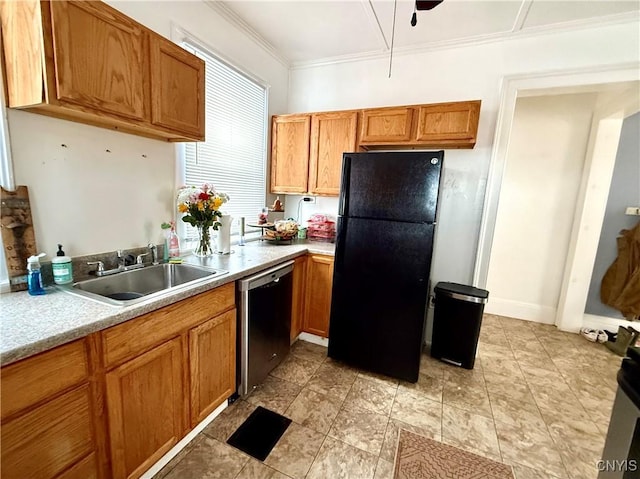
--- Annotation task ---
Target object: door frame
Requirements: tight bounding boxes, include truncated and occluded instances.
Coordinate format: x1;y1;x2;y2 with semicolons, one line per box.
474;62;640;331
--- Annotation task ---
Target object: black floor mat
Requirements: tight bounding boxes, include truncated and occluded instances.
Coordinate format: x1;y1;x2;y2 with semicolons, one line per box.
226;406;291;461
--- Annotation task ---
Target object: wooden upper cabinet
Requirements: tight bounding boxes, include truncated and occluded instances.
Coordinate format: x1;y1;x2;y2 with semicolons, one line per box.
358;100;481;149
0;0;204;142
416;100;480;145
150;33;205;140
271;115;311;194
50;1;147;120
359;107;413;143
309;111;357;196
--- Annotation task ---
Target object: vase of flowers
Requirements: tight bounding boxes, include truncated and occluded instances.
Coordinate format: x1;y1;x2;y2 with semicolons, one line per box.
177;184;230;257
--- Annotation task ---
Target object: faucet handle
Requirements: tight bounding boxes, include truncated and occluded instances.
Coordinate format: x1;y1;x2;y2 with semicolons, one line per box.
136;253;149;265
87;261;104;273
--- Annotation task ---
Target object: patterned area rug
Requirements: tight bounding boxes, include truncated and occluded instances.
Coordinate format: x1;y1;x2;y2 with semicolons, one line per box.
394;429;515;479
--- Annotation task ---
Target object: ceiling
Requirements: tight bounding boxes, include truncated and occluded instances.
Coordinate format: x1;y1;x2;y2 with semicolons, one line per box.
211;0;640;66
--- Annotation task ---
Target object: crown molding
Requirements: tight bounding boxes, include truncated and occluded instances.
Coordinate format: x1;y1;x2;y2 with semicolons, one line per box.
203;0;290;68
291;10;640;71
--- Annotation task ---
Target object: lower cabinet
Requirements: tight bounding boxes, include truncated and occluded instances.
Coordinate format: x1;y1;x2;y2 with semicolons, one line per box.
290;255;308;341
303;254;335;338
102;284;236;479
105;338;186;479
189;310;236;426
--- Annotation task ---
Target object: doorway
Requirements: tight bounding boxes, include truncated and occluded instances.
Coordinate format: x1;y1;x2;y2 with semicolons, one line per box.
474;64;640;332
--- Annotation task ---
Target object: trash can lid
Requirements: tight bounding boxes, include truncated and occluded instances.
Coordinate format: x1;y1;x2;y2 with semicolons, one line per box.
434;282;489;303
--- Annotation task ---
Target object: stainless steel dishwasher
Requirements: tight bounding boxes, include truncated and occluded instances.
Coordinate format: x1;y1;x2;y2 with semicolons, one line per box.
238;260;294;397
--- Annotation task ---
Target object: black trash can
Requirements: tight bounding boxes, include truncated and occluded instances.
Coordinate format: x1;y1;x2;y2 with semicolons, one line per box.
431;282;489;369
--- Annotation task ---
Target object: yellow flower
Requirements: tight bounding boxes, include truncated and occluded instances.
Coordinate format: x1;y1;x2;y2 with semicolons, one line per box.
197;202;205;211
178;203;189;213
212;197;223;209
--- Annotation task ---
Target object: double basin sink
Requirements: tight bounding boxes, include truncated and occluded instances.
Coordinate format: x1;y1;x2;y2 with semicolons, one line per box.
61;263;228;306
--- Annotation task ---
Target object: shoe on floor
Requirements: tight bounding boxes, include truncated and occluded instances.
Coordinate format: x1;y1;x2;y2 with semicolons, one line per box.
580;327;599;342
605;326;640;356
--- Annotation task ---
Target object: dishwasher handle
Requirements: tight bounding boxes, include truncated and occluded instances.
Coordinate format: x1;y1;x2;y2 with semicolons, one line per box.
238;260;294;291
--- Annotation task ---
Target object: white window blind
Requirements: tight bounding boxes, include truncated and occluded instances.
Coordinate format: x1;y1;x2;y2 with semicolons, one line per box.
182;42;267;241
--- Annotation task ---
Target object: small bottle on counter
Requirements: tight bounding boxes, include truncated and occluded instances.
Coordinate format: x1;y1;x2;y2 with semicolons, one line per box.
52;244;73;285
168;224;181;258
27;253;46;296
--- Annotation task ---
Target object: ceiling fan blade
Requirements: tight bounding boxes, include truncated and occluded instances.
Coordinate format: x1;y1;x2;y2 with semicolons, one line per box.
416;0;444;11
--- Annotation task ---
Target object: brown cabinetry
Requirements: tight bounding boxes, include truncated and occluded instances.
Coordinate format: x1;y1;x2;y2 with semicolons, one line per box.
0;0;204;142
290;255;308;341
358;100;481;149
303;254;335;338
105;338;186;479
101;284;236;479
271;111;358;196
0;340;99;479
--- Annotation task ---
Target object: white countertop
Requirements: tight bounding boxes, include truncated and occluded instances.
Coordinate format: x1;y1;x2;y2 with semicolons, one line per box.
0;240;335;366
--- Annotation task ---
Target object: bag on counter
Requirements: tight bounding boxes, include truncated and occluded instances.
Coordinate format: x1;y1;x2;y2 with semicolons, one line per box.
307;214;336;242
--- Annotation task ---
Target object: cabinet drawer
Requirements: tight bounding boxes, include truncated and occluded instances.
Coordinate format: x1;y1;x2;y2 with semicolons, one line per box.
1;339;88;420
102;283;235;368
1;385;95;479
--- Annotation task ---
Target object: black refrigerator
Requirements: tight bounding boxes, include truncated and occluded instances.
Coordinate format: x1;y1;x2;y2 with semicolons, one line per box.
328;151;444;383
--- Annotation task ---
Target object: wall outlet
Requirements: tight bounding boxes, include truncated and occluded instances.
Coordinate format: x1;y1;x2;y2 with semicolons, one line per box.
303;196;316;204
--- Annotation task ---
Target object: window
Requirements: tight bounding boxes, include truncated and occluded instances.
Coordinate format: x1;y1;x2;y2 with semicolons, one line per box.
180;38;268;244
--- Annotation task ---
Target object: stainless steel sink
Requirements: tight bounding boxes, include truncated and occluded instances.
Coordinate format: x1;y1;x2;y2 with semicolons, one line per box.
61;263;228;306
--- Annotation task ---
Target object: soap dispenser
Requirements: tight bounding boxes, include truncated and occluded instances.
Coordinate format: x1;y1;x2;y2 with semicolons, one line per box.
52;244;73;285
27;253;46;296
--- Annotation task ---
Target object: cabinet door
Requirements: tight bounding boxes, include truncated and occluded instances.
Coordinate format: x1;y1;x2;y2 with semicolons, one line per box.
106;338;186;479
359;107;413;143
303;255;334;338
415;100;480;143
291;255;308;342
49;1;147;120
309;111;357;196
150;34;205;139
189;310;236;426
1;385;95;479
270;115;310;194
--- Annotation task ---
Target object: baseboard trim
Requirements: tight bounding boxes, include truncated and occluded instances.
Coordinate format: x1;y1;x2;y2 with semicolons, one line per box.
484;298;556;324
140;400;228;479
582;313;638;332
297;332;329;348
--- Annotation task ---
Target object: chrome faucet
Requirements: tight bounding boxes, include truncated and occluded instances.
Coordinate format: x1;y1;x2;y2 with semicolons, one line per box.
148;243;159;265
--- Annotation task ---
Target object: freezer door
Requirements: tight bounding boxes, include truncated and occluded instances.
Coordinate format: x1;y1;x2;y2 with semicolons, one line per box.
339;151;443;223
328;217;435;382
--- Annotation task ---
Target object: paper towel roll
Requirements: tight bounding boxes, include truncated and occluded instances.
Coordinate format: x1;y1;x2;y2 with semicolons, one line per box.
216;215;232;254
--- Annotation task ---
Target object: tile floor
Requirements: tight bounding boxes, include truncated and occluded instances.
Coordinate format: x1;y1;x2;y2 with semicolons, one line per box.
154;314;623;479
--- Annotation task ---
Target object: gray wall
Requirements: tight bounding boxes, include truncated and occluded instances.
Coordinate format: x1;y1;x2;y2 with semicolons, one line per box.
585;112;640;318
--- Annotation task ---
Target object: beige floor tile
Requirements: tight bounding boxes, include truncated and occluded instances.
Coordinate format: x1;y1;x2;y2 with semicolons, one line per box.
264;423;324;479
397;371;443;403
510;463;563;479
495;419;567;478
390;388;442;434
483;373;535;403
306;361;358;400
246;375;302;415
481;356;524;378
236;459;292;479
528;382;590;422
154;435;204;479
344;377;397;416
442;379;493;418
419;353;449;378
164;436;248;479
441;404;501;461
284;386;343;434
290;340;327;363
373;458;394;479
379;418;440;463
477;342;516;359
306;436;377;479
202;400;256;441
269;354;321;386
489;392;546;429
328;405;389;455
357;370;400;388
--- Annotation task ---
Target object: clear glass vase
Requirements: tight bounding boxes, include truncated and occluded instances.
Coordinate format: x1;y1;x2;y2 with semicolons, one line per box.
193;223;212;257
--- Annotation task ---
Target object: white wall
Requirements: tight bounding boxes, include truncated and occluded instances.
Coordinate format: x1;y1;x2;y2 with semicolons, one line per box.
287;20;640;287
8;1;289;259
485;93;596;323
